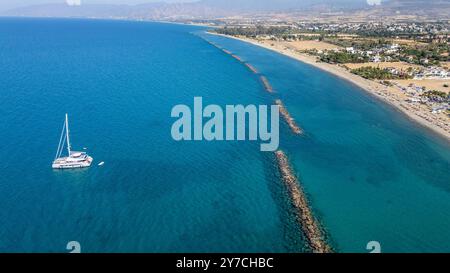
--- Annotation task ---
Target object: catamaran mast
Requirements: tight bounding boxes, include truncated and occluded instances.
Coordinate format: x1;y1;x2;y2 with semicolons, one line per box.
65;113;71;155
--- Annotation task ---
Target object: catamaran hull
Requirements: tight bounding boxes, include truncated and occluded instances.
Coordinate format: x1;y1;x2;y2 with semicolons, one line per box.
52;156;93;169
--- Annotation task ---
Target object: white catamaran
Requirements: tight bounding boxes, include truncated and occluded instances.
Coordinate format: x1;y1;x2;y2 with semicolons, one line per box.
52;114;93;169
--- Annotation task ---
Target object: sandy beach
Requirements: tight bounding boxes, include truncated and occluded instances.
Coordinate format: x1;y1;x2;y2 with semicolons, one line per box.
392;79;449;93
210;33;450;141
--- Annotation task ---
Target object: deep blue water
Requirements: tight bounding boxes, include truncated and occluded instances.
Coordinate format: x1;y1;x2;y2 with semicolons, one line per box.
0;18;449;253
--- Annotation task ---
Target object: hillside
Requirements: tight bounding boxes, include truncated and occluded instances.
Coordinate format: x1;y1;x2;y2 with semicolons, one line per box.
1;0;448;21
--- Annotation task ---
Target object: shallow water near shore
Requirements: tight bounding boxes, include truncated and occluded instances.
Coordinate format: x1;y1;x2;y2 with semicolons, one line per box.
204;32;450;252
0;18;449;253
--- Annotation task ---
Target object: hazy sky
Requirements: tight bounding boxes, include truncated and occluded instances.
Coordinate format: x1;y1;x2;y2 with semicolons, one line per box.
0;0;195;11
0;0;380;11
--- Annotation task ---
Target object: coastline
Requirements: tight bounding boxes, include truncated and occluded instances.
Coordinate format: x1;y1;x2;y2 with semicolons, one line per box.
208;32;450;142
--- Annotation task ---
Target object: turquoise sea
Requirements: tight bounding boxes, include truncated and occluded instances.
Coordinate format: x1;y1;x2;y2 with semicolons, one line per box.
0;18;449;253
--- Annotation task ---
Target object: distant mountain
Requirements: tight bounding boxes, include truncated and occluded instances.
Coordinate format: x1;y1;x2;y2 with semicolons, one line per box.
2;4;132;18
386;0;448;9
1;0;448;20
1;2;230;20
391;0;450;13
198;0;368;11
356;0;450;19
